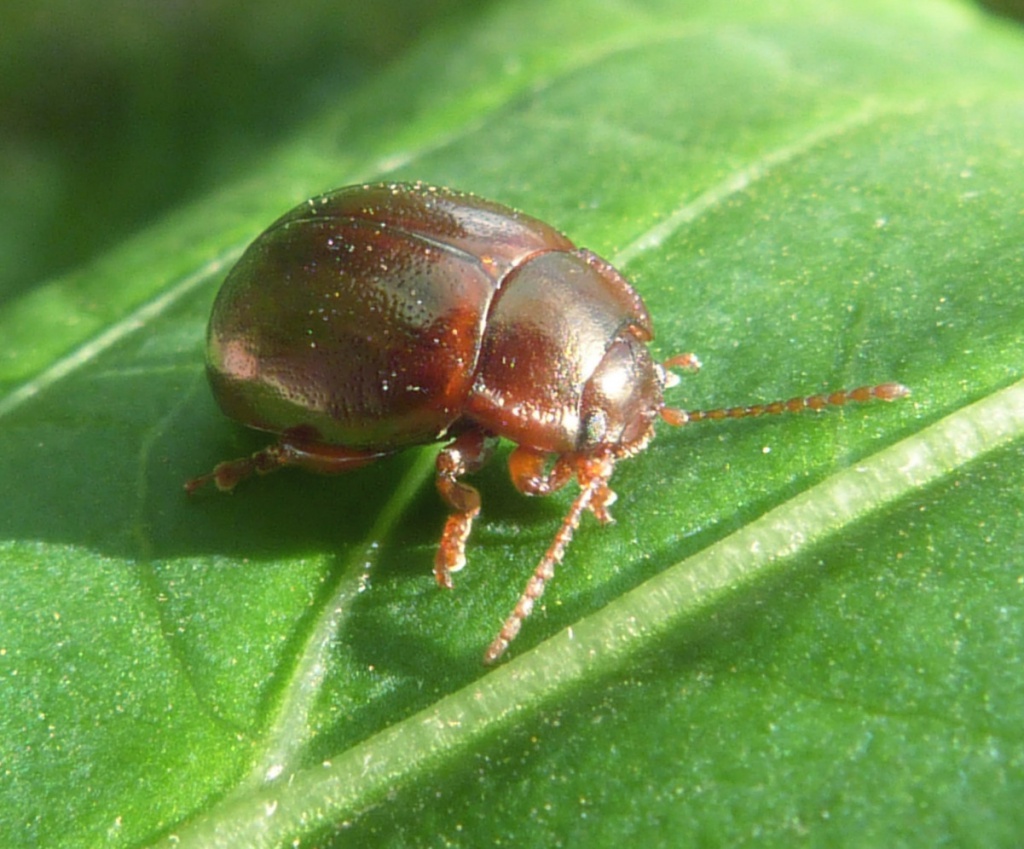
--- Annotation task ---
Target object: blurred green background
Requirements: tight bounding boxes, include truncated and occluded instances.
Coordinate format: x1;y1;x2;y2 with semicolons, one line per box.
0;0;483;306
3;0;1021;306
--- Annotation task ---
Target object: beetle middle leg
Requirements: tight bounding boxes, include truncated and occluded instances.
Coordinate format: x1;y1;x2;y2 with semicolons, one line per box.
434;428;500;588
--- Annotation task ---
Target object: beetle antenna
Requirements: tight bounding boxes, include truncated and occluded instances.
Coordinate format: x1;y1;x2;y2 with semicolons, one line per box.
659;382;909;427
483;452;616;665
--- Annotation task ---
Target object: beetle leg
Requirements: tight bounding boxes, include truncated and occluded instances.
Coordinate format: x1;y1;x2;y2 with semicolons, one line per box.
484;450;617;664
185;437;387;494
660;353;702;390
587;479;618;525
434;428;500;589
509;446;617;523
507;445;575;496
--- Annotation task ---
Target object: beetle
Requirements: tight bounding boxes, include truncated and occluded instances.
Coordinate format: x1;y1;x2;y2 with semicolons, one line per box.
186;181;907;663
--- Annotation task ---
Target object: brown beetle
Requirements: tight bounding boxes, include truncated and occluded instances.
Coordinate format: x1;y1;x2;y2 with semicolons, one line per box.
187;181;907;663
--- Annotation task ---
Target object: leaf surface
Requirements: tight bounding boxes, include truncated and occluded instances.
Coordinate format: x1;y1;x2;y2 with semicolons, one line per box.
2;1;1023;846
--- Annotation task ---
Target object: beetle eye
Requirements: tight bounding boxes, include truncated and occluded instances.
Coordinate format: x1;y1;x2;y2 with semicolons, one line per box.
582;408;609;445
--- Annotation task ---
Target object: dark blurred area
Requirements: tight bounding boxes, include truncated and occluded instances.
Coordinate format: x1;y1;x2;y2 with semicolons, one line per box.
0;0;473;305
2;1;1018;308
976;0;1024;18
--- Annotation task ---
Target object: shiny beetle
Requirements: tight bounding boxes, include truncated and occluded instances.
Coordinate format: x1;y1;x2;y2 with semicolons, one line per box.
187;181;907;663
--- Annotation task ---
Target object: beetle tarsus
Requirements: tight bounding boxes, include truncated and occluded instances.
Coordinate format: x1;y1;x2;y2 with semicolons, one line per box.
588;480;617;524
187;439;389;496
183;471;216;495
184;450;278;494
435;510;476;588
434;429;499;587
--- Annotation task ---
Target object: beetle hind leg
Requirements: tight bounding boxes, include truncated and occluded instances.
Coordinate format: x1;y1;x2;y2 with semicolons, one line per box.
185;435;387;494
434;429;500;588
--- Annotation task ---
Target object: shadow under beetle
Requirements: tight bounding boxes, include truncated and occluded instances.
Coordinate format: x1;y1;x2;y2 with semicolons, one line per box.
186;181;908;663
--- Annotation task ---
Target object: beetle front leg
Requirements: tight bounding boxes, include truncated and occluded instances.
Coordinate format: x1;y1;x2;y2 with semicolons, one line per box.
587;479;618;525
508;445;616;523
507;445;575;496
434;429;500;588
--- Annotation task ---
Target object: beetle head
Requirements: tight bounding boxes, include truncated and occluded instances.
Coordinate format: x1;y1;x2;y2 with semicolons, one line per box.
577;331;665;455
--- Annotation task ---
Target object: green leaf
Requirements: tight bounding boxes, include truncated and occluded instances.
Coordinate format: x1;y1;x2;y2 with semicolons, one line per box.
0;0;479;305
2;1;1023;846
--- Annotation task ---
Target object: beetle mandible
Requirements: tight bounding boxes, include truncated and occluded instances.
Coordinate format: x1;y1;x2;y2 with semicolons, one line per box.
186;181;908;663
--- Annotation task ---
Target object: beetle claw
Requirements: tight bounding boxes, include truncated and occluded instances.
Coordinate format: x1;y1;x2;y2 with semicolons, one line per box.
183;471;216;495
434;511;475;588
